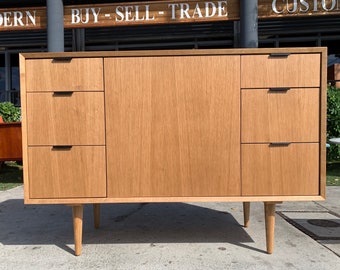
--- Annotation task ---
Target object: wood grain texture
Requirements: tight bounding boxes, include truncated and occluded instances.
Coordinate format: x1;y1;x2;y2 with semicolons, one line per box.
264;202;276;254
320;50;327;199
241;88;320;143
241;54;321;88
2;2;339;33
28;146;106;199
19;47;327;204
64;1;238;28
25;58;103;91
105;55;241;197
20;47;327;59
72;205;83;256
26;92;105;146
23;195;325;205
258;0;340;18
0;123;22;161
19;53;30;203
242;143;319;196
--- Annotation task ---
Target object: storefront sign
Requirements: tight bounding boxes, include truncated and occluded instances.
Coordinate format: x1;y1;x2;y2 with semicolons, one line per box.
66;0;236;27
258;0;340;18
0;0;339;32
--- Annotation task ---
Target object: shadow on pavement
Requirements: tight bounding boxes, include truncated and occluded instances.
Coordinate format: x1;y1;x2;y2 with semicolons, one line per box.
0;199;265;255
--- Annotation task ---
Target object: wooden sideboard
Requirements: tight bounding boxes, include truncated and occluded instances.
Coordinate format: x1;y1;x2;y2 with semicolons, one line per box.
19;48;327;256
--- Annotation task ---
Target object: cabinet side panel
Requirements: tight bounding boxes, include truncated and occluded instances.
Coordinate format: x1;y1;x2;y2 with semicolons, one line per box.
320;49;327;198
19;54;30;202
105;55;241;197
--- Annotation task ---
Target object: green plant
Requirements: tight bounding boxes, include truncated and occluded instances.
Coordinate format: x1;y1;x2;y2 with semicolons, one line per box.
0;102;21;123
327;85;340;160
0;161;23;191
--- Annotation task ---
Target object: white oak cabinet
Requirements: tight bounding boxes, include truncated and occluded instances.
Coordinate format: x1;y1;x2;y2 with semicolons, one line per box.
20;48;327;256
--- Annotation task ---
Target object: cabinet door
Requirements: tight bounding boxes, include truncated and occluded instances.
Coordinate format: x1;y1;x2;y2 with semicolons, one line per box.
26;92;105;145
105;55;241;197
241;54;320;88
25;58;103;92
242;143;319;196
241;88;319;143
28;146;106;198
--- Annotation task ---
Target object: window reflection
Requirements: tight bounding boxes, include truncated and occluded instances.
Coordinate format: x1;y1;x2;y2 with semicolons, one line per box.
0;54;5;102
11;54;20;105
0;53;21;106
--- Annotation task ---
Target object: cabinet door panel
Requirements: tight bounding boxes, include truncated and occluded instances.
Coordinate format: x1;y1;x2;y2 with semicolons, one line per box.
242;143;319;196
241;54;320;88
105;55;241;197
26;92;105;145
28;146;106;199
25;58;103;92
241;88;319;143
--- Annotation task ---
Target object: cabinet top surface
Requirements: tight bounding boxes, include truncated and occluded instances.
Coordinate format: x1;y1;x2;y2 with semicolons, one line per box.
20;47;327;59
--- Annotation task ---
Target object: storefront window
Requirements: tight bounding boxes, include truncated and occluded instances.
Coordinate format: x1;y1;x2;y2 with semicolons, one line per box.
10;54;20;106
0;53;20;105
0;54;5;102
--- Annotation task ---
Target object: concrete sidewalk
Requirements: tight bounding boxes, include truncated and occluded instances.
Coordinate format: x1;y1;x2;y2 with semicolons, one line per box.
0;186;339;270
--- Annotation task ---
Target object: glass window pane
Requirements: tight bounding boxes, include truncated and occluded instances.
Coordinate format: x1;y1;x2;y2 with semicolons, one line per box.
10;54;20;105
11;54;19;91
0;54;5;102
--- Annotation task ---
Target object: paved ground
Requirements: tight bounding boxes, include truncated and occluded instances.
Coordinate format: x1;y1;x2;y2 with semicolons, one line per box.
0;186;339;270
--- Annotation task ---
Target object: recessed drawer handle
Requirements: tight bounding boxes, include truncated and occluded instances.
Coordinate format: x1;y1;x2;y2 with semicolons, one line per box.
53;91;74;97
269;88;290;92
269;142;291;147
52;57;72;62
269;53;290;58
52;145;73;150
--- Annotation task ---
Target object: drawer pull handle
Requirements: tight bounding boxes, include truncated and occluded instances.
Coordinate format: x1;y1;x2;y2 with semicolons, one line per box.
269;142;291;147
53;91;74;97
269;53;290;58
269;88;290;92
52;145;73;150
52;57;72;62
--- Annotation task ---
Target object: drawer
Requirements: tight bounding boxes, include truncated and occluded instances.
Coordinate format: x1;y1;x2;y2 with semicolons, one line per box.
25;58;103;92
241;88;319;143
241;143;319;196
26;92;105;145
28;146;106;199
241;53;320;88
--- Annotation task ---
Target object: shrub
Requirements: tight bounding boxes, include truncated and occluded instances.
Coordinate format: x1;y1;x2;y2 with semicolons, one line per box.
0;102;21;123
327;85;340;160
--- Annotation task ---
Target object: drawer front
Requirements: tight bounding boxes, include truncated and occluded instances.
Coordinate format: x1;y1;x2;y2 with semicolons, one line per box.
26;92;105;145
28;146;106;199
241;54;320;88
25;58;103;92
241;88;319;143
241;143;319;196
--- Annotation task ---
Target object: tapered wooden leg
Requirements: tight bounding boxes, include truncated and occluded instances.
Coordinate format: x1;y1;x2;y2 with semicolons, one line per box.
72;205;84;256
243;202;250;227
93;204;100;229
264;202;276;254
